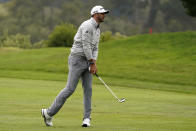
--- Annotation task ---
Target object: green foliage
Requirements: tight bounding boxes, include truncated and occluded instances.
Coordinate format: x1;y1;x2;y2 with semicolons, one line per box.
100;31;113;42
0;33;32;48
0;0;196;44
32;40;47;49
181;0;196;17
0;3;9;18
100;31;126;42
46;23;76;47
113;32;127;40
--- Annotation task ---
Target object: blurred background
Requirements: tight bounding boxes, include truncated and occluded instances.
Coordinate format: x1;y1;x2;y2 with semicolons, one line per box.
0;0;196;47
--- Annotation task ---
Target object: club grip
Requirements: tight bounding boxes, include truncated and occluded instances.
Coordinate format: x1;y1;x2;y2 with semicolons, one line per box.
95;72;99;77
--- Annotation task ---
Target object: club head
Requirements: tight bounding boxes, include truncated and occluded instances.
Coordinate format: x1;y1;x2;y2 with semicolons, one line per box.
119;98;126;103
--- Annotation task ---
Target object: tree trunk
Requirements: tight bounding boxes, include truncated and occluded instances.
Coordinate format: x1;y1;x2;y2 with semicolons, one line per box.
142;0;160;33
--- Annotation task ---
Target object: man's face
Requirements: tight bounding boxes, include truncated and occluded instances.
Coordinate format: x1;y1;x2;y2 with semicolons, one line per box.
96;13;106;23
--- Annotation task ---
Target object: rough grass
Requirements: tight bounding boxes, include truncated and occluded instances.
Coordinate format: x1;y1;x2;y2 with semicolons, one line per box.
98;31;196;87
0;31;195;93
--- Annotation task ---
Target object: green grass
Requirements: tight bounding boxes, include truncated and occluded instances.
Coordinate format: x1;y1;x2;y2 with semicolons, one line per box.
98;31;196;86
0;77;196;131
0;31;195;93
0;31;196;130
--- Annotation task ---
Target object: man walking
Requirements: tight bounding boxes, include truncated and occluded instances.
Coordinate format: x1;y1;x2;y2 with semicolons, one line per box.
41;5;109;127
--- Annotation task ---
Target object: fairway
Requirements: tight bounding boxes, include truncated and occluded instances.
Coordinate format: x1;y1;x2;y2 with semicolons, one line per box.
0;77;196;131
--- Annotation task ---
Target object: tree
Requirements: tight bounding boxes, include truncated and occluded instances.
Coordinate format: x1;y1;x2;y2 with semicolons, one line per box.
181;0;196;17
0;0;196;44
46;23;76;47
142;0;160;33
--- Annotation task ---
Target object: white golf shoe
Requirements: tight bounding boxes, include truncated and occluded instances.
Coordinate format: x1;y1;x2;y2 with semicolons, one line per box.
41;109;53;126
82;118;91;127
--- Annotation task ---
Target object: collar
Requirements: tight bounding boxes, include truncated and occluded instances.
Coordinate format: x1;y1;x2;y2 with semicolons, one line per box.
90;17;99;29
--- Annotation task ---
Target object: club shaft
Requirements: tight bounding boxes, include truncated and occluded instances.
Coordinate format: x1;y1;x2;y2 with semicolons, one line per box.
97;76;120;101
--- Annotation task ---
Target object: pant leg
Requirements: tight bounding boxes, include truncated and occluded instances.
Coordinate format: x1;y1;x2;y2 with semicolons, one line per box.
81;69;92;119
47;55;85;116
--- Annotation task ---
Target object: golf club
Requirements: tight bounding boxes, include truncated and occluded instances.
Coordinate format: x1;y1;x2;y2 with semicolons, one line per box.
95;73;126;103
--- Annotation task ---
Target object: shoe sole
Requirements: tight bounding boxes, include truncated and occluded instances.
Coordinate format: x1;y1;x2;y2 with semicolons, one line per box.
82;123;90;127
82;124;88;127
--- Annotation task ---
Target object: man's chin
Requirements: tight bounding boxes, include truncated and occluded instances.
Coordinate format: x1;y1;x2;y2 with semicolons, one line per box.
98;18;104;23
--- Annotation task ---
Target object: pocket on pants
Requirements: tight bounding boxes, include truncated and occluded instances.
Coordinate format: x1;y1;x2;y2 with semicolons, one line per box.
69;57;78;66
68;55;88;69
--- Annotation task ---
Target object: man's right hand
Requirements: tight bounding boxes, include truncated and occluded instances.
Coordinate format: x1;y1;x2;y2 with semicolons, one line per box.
89;64;97;74
89;59;97;74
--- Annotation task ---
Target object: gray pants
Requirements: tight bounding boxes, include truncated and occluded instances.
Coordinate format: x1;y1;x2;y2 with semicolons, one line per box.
47;54;92;119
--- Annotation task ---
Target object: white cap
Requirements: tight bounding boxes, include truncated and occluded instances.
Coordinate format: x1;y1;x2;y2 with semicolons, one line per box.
91;5;109;16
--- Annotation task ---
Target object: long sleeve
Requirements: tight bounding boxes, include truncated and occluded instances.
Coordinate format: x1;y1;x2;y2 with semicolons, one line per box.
81;26;93;60
92;43;98;60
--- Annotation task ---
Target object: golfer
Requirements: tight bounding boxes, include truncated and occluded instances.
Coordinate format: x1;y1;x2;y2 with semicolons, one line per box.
41;5;109;127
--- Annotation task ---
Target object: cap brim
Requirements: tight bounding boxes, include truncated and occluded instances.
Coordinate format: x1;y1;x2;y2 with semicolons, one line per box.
99;10;109;14
104;10;109;14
